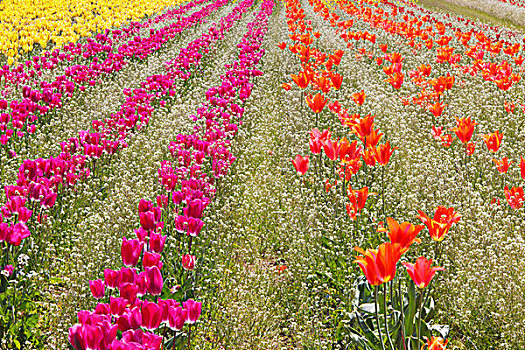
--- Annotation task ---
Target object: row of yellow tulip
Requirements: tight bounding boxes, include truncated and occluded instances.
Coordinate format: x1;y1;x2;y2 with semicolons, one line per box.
0;0;185;64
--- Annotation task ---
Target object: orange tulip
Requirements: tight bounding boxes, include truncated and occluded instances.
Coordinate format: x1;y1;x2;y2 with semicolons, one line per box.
386;217;423;254
418;206;461;242
306;93;328;114
481;130;503;153
425;336;449;350
278;42;287;50
402;257;444;289
354;242;402;286
329;72;343;90
352;89;366;106
493;157;513;174
373;141;398;166
366;127;384;149
385;72;404;89
291;71;310;89
353;114;375;141
504;185;524;209
419;63;432;77
451;116;477;143
428;102;446;118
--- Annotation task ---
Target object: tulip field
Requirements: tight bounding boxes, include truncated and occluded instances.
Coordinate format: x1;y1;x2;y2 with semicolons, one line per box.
2;0;525;348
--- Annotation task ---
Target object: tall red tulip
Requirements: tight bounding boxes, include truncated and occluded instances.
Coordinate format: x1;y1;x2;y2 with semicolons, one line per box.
306;93;328;114
386;217;424;254
418;206;461;242
354;242;402;286
451;116;477;143
504;185;524;209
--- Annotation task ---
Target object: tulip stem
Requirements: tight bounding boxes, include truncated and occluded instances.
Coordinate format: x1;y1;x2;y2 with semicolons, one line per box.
383;284;395;350
398;279;407;350
374;286;386;350
187;325;192;349
381;166;386;222
417;289;425;347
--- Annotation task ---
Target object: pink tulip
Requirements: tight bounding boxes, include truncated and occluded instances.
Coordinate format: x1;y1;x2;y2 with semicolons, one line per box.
168;306;188;331
143;251;163;269
149;232;166;253
145;266;163;296
183;299;202;324
89;279;105;299
121;237;143;267
141;300;162;331
104;269;120;289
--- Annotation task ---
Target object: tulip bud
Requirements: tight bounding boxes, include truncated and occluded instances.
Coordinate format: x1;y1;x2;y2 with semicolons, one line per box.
182;254;196;271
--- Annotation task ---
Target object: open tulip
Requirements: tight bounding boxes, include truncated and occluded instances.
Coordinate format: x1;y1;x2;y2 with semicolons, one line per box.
451;116;477;143
402;256;444;288
418;206;461;241
504;185;524;209
306;93;328;114
386;217;424;254
354;242;402;286
482;130;503;153
291;155;309;175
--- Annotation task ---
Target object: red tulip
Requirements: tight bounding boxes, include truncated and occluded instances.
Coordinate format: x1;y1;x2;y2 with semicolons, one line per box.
322;139;339;161
306;93;328;114
504;185;524;209
352;90;366;106
418;206;461;242
520;156;525;180
354;242;402;286
373;141;398;166
402;256;444;288
482;131;503;153
291;154;309;175
493;157;513;173
386;217;424;254
451;116;477;143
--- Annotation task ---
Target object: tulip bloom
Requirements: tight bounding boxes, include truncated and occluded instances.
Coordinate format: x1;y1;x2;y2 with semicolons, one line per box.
291;71;310;89
141;300;162;331
386;217;424;254
425;336;449;350
121;237;143;267
291;155;309;175
354;242;402;286
89;279;105;299
451;116;477;143
306;93;328;114
520;156;525;180
373;141;398;166
168;307;188;331
352;90;366;106
145;266;163;296
418;206;461;242
493;157;513;174
482;130;503;153
183;299;202;324
104;269;120;289
402;257;444;288
504;185;524;209
182;254;196;270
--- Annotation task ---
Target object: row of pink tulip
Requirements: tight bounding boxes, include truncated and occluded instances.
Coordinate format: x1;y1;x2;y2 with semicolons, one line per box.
0;0;217;161
68;1;274;348
0;0;242;252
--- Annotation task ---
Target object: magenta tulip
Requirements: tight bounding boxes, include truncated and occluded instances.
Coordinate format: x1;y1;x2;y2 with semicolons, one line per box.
145;266;163;296
121;237;143;267
89;279;105;299
183;299;202;324
149;232;166;253
104;269;120;289
141;300;162;331
168;306;188;331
